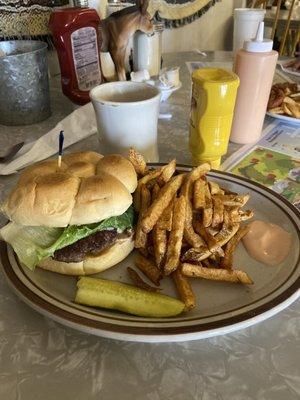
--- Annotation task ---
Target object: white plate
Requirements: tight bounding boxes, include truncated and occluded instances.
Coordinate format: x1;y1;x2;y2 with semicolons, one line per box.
279;62;300;77
1;167;299;342
266;111;300;124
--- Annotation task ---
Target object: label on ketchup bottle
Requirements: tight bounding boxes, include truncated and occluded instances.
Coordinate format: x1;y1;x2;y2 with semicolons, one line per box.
71;26;102;91
49;7;103;105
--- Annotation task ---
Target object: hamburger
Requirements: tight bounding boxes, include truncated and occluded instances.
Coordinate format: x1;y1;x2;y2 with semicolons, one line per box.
0;151;137;275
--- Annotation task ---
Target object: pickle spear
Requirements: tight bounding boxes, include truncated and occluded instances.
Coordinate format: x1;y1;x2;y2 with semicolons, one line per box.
75;277;185;317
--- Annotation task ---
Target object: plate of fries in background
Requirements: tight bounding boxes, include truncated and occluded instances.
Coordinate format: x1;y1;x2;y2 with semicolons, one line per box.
1;152;299;342
267;82;300;123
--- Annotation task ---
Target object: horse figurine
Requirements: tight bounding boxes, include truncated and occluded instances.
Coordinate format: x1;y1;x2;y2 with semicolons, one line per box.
101;0;153;81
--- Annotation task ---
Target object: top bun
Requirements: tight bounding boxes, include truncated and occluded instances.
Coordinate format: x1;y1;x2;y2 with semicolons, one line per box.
2;152;137;227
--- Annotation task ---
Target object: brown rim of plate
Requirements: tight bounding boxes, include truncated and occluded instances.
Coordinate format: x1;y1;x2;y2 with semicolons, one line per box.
0;166;299;337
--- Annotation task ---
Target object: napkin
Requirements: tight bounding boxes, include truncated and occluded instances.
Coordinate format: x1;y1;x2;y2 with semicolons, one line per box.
0;102;97;175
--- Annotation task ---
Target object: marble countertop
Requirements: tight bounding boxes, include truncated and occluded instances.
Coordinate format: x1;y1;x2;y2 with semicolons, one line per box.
0;51;299;400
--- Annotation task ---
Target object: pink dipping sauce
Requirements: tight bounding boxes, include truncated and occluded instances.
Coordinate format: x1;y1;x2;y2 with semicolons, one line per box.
242;220;292;266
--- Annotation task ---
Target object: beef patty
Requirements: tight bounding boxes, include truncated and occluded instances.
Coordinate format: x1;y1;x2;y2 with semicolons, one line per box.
53;229;118;263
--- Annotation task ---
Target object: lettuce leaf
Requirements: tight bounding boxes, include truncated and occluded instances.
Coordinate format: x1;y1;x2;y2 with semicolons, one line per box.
0;206;135;270
0;224;62;269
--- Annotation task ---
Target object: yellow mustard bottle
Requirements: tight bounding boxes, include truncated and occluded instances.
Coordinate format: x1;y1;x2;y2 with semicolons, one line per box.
189;68;239;169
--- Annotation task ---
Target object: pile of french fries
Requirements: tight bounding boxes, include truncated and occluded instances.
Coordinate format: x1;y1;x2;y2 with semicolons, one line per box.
268;82;300;119
128;149;254;312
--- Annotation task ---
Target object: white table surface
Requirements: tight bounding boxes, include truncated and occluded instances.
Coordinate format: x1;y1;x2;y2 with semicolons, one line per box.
0;51;299;400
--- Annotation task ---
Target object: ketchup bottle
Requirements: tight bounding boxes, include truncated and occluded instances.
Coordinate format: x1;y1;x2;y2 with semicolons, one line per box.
49;7;103;105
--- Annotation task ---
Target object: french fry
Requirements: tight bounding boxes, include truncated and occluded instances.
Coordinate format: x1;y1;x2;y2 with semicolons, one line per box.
141;174;184;233
137;161;176;201
226;208;254;224
131;159;255;314
135;185;151;248
172;268;196;311
202;259;211;268
268;84;300;119
214;247;225;257
193;219;220;252
193;178;206;210
283;97;300;118
129;148;148;176
283;96;296;105
134;169;160;212
180;165;211;244
146;179;159;190
152;183;160;202
290;92;300;98
184;200;205;248
164;196;186;275
211;195;224;228
238;210;254;221
181;163;211;199
181;245;210;263
157;200;173;231
127;267;160;292
184;225;205;248
135;253;162;286
157;159;176;186
215;223;239;244
223;207;232;228
223;188;238;196
224;207;239;226
203;183;213;227
214;194;249;207
206;226;220;236
209;181;224;195
133;186;141;212
138;169;162;187
147;245;155;257
138;247;149;258
283;102;293;116
153;226;167;268
200;254;220;268
269;107;284;114
182;224;239;263
209;253;221;267
220;225;250;269
181;263;253;284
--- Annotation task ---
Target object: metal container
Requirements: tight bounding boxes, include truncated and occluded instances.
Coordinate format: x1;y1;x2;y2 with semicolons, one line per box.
0;41;51;126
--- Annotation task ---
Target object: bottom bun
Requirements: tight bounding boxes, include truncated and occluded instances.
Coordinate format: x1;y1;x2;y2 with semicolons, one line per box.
38;235;134;275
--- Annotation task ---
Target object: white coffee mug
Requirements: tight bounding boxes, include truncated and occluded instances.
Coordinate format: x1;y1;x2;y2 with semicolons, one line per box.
90;82;161;162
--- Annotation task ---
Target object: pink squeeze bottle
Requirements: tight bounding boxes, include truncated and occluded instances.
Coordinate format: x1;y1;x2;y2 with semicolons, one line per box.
230;22;278;144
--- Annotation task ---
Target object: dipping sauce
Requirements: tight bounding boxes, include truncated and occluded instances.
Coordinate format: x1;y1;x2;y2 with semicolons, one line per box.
242;220;292;266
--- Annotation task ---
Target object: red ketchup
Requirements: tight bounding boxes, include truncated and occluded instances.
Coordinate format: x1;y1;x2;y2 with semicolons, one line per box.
49;7;103;105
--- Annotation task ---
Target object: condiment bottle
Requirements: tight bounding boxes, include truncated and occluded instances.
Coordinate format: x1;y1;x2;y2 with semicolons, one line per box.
189;68;239;169
49;7;103;105
230;22;278;144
